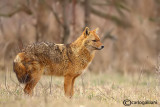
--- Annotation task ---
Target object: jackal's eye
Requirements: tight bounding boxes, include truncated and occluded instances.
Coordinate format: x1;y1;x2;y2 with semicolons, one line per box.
92;40;97;42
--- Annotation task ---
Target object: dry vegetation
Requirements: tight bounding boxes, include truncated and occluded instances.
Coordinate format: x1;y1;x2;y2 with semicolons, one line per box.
0;70;159;107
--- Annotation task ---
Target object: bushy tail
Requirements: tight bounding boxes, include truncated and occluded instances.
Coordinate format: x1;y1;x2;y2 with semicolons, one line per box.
13;54;31;84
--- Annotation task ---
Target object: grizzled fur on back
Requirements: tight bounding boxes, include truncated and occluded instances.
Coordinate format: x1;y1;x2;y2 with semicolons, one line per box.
22;42;72;64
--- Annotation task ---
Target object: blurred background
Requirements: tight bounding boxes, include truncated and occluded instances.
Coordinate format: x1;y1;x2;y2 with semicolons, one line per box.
0;0;159;74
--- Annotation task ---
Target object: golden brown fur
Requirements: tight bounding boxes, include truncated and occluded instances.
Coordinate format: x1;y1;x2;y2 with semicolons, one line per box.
13;27;104;97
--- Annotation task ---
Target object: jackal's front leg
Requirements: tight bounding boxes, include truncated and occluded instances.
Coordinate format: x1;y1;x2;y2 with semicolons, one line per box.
71;75;79;97
64;75;74;98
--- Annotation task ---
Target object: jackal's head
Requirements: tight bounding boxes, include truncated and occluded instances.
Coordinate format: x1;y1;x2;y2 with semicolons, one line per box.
82;27;104;51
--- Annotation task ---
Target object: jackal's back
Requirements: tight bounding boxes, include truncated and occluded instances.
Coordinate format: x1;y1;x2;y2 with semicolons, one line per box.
22;42;68;64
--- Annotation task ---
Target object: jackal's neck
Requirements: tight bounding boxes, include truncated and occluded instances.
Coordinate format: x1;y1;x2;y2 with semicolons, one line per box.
70;35;95;62
70;35;86;54
70;35;84;49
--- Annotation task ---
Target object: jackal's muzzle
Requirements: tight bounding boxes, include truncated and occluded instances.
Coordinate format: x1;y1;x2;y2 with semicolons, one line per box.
94;45;104;50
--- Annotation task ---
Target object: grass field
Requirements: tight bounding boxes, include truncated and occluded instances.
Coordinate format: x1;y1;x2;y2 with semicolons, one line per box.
0;70;159;107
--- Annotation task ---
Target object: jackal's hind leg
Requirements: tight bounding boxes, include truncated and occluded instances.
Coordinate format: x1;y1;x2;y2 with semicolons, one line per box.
24;70;43;95
24;77;40;95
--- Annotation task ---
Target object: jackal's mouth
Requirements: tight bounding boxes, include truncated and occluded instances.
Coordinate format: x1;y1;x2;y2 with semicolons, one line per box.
92;46;104;50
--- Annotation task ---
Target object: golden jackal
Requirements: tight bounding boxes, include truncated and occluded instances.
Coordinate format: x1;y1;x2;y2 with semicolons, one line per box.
13;27;104;97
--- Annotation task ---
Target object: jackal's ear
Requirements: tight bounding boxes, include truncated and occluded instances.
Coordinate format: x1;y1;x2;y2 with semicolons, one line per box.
94;28;99;33
84;27;90;36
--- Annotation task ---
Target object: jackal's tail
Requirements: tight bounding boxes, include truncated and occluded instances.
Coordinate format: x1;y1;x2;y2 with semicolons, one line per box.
13;53;31;84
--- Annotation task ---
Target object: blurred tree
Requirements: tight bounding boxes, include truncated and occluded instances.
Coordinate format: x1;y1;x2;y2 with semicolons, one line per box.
155;2;160;57
84;0;90;27
151;0;160;56
36;0;50;42
1;0;158;73
61;0;70;44
72;0;76;31
80;0;131;29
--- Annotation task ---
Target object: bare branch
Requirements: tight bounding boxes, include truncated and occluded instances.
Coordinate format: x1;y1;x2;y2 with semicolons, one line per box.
0;18;5;38
97;88;116;101
49;76;53;94
4;69;12;94
9;68;23;89
101;29;117;43
50;6;63;27
90;6;131;28
0;3;32;17
16;20;23;51
72;0;76;31
84;0;90;27
81;74;85;94
78;0;131;28
135;68;143;91
90;0;109;6
91;3;109;6
43;0;64;26
62;0;70;44
20;2;32;15
42;0;70;43
0;8;21;17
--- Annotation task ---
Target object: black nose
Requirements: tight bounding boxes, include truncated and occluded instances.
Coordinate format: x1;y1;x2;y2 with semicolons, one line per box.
101;45;104;49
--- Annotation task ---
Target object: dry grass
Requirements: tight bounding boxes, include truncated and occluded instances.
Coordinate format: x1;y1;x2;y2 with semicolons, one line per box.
0;70;159;107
